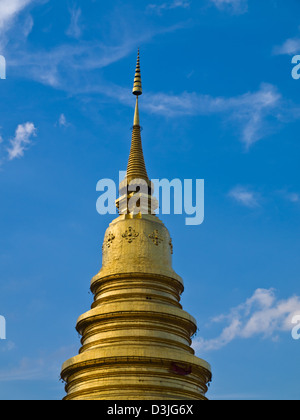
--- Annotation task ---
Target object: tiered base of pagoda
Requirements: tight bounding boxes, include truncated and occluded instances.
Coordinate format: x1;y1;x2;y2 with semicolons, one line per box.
61;347;211;400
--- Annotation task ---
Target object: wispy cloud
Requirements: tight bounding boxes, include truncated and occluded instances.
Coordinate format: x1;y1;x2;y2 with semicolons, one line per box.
75;80;283;149
277;189;300;204
147;0;191;15
228;186;260;208
58;114;70;128
285;192;300;203
66;5;83;39
0;0;36;49
273;25;300;56
7;36;292;149
3;2;294;149
274;38;300;56
77;80;293;149
142;83;283;148
7;122;37;161
9;42;127;88
209;0;248;14
193;288;300;352
0;0;33;31
8;18;187;87
228;187;300;209
0;341;15;352
0;345;76;382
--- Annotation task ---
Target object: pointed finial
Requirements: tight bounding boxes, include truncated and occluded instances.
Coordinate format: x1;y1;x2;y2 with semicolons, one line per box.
115;49;158;215
133;96;140;126
132;49;142;96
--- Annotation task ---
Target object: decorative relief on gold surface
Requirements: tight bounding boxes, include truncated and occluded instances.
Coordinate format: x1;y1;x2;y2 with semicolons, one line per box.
122;226;139;243
106;233;116;248
149;229;164;246
169;238;173;254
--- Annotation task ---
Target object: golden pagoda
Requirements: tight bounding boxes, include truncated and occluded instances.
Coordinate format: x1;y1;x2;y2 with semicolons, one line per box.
60;51;212;400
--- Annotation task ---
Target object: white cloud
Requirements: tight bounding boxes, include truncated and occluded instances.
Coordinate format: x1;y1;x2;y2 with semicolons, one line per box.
22;13;34;37
2;2;290;150
58;113;70;127
74;81;286;149
7;122;37;160
287;193;300;203
8;19;186;87
0;341;16;352
277;190;300;204
210;0;248;14
0;0;33;32
0;0;36;50
193;288;300;352
147;0;191;14
273;38;300;56
228;186;260;208
7;42;288;148
143;83;282;148
0;345;76;381
66;6;82;39
273;25;300;56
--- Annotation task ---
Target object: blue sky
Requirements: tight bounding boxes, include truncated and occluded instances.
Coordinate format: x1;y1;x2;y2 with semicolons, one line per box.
0;0;300;400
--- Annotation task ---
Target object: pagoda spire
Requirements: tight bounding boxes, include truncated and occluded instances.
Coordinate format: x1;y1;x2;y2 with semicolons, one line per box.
116;50;157;215
61;52;212;401
126;50;149;184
